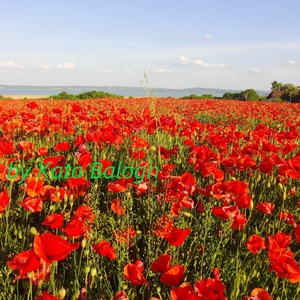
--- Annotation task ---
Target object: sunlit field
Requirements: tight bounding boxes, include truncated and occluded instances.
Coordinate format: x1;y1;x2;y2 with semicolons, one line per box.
0;98;300;300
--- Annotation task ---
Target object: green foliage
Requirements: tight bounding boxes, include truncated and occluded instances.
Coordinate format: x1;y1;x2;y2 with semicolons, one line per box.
271;80;284;91
48;90;123;100
181;93;215;99
283;83;299;102
270;80;299;102
222;92;236;100
0;95;12;100
222;89;261;101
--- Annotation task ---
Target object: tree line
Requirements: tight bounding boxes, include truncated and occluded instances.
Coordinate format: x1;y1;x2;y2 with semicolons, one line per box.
181;81;299;102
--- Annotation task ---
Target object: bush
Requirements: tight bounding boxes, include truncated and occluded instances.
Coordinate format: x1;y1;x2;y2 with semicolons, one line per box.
48;90;123;100
181;93;215;99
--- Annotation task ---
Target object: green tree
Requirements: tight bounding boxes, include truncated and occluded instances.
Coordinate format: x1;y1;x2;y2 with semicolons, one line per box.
239;89;260;101
271;80;283;91
283;83;299;102
222;92;236;100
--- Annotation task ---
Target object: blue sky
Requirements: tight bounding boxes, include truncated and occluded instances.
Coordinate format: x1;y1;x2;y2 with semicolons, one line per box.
0;0;300;91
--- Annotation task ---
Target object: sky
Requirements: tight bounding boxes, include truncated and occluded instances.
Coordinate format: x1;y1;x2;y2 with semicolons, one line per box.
1;0;300;91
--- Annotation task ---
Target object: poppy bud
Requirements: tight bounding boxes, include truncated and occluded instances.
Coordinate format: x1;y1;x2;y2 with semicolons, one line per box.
183;212;192;217
85;266;90;274
59;288;67;299
250;200;254;210
283;191;286;201
30;227;38;235
91;267;97;277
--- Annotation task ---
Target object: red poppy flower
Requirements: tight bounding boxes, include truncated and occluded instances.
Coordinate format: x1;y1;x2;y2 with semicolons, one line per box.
281;142;297;155
33;232;80;265
234;193;251;208
75;205;96;223
63;219;86;239
25;177;45;197
295;225;300;243
27;101;39;109
111;198;125;215
243;288;272;300
123;260;148;286
65;177;90;197
43;155;66;168
202;162;224;182
39;185;61;202
278;211;297;228
92;240;117;260
112;291;128;300
259;161;273;174
268;254;300;283
37;147;49;156
131;136;150;148
151;254;171;273
153;215;174;237
164;227;190;246
212;205;240;220
0;139;14;155
35;290;62;300
170;282;199;300
20;197;43;213
158;146;172;160
78;151;92;170
42;213;65;229
7;249;41;275
194;278;227;300
108;178;130;193
267;232;292;260
0;188;10;214
256;202;275;214
231;213;247;230
54;142;71;151
74;135;86;147
160;264;185;286
267;232;291;250
129;149;147;159
246;234;266;254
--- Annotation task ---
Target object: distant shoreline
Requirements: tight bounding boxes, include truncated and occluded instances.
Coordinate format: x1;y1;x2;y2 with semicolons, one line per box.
2;95;50;99
1;95;144;100
0;84;269;99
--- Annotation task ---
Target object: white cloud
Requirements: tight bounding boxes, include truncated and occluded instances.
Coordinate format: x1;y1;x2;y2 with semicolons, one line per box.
287;60;296;66
151;68;171;73
123;70;135;74
96;68;112;74
0;61;23;68
204;34;213;39
248;68;261;73
178;55;226;68
247;68;270;73
38;62;75;70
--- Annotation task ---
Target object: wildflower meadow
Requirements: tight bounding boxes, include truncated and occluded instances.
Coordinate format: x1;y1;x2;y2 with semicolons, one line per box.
0;97;300;299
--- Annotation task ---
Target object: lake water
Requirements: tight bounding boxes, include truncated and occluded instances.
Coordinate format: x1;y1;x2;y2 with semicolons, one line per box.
0;85;268;98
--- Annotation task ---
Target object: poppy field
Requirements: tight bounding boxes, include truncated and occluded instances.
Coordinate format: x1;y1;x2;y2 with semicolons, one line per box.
0;97;300;300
